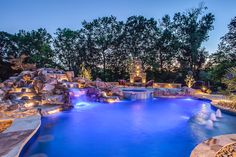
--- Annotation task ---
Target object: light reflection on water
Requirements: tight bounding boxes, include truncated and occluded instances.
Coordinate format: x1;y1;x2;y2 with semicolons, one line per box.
22;98;236;157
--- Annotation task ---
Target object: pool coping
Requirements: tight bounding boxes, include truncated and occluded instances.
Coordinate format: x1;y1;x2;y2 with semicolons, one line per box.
0;115;41;157
211;102;236;116
16;118;41;157
0;105;65;157
190;134;236;157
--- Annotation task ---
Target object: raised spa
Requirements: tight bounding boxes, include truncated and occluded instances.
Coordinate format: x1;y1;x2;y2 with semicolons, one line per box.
122;88;153;100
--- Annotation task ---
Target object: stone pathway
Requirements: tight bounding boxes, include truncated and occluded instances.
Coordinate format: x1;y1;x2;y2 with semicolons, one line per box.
0;115;41;157
191;134;236;157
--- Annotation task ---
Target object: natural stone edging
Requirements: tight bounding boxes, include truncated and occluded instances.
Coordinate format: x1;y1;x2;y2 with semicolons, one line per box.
211;103;236;115
190;134;236;157
16;117;41;157
1;115;41;157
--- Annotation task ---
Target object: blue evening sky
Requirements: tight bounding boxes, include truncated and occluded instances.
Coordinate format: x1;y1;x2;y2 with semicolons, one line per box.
0;0;235;53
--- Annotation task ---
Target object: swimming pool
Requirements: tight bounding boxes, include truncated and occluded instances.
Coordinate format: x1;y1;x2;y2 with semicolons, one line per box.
21;98;236;157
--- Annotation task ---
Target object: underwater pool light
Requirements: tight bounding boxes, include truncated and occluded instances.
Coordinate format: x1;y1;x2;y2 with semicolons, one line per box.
184;98;193;101
75;102;91;108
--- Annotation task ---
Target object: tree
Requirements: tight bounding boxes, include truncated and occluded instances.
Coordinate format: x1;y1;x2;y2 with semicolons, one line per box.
223;67;236;92
82;16;124;81
13;28;54;67
210;16;236;65
185;71;196;88
80;63;92;80
147;15;180;82
173;5;214;77
123;16;157;61
208;16;236;88
54;28;81;73
0;32;17;60
0;9;218;83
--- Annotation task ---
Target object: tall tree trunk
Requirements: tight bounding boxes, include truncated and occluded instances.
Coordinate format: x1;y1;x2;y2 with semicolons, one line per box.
159;49;163;72
102;51;106;81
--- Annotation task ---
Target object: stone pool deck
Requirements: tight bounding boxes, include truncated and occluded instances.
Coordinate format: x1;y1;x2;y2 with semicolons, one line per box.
190;134;236;157
0;115;41;157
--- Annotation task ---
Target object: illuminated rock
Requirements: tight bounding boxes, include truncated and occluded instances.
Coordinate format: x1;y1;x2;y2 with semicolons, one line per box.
6;104;19;111
111;87;123;97
0;89;5;99
42;84;55;92
0;67;91;116
24;100;38;108
15;79;27;87
47;78;58;85
0;83;4;88
3;80;15;87
42;95;65;105
65;71;74;82
33;79;44;94
22;73;31;82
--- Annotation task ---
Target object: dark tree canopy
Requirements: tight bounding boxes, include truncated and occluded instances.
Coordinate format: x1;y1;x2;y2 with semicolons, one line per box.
0;5;223;88
208;16;236;88
173;6;214;75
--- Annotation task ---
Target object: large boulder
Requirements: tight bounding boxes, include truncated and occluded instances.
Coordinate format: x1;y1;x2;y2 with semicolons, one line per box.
0;89;5;98
111;87;123;97
0;83;4;88
20;70;35;76
47;78;58;85
77;78;86;84
6;104;19;111
95;81;113;90
23;99;39;108
153;88;164;97
33;79;44;93
86;87;101;97
8;76;19;82
43;73;56;82
3;80;15;87
22;73;32;82
42;84;55;92
42;94;65;105
0;101;8;111
20;71;35;80
66;71;74;82
15;79;27;87
182;86;195;95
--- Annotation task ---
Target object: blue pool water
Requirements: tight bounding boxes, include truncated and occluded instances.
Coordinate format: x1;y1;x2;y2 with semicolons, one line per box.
22;98;236;157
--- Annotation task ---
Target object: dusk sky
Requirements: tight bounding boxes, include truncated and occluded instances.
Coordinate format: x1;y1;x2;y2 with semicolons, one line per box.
1;0;235;53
